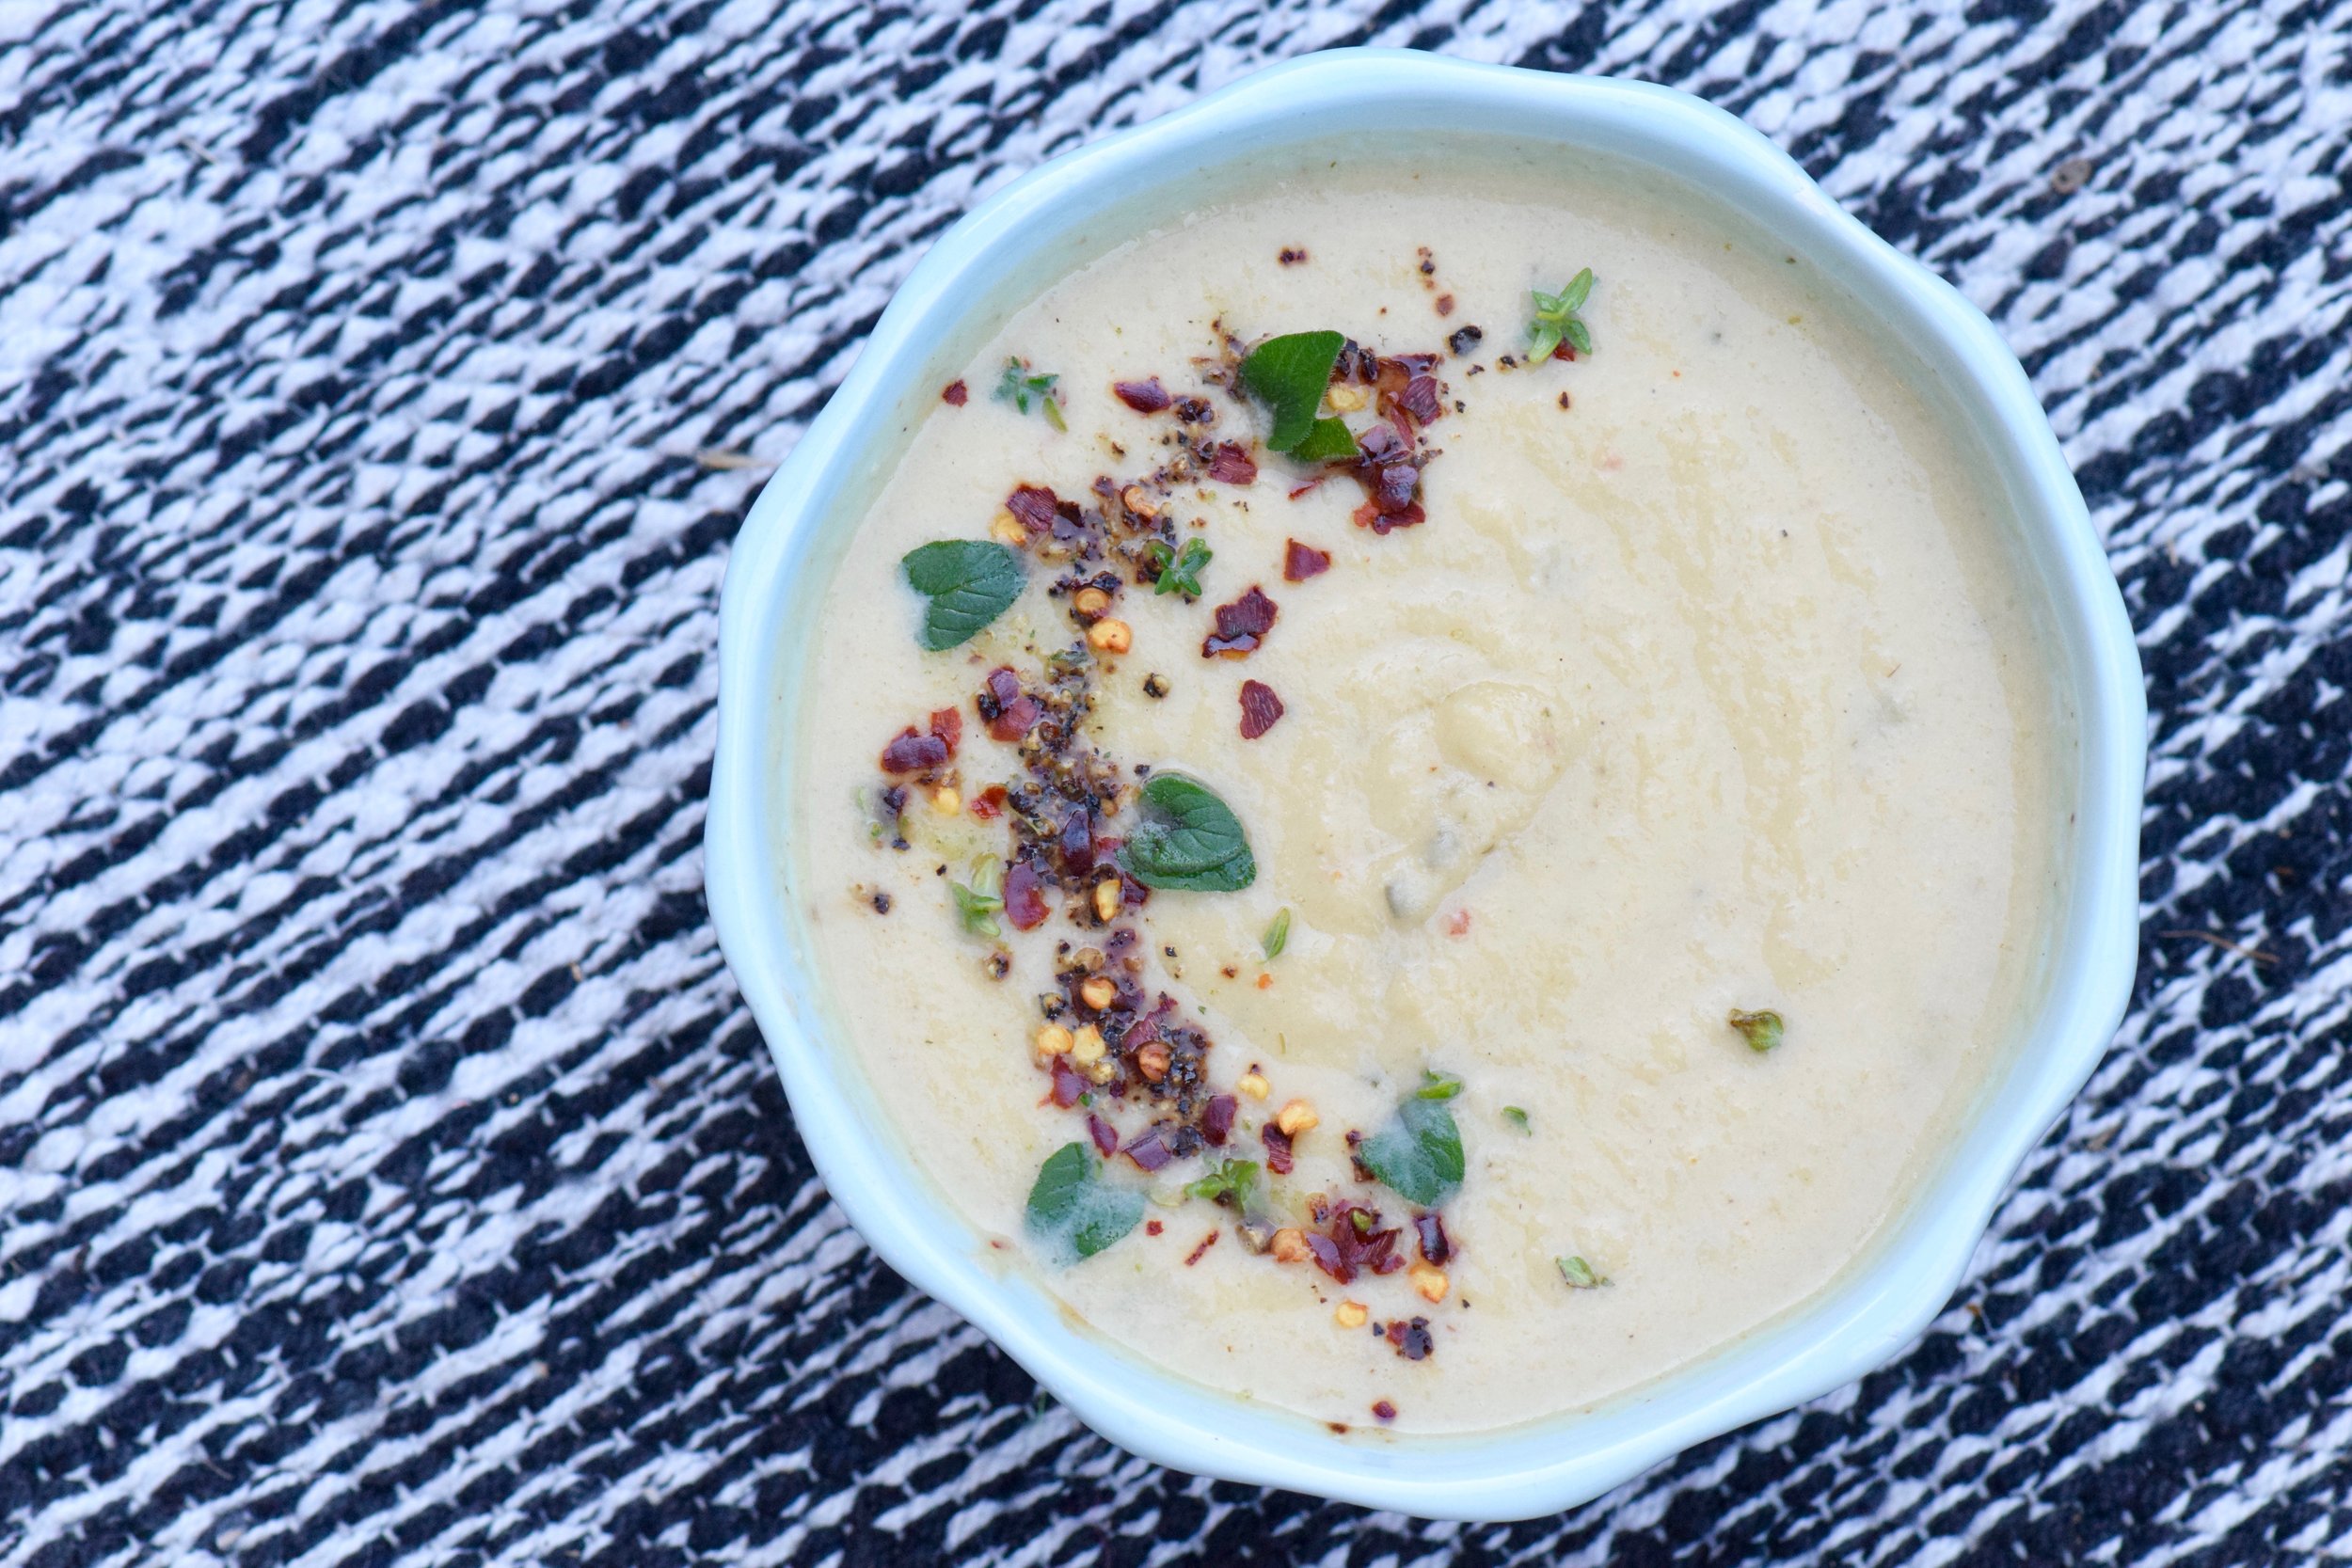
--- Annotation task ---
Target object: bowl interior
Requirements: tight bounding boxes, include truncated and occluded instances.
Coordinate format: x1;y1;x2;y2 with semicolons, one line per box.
710;51;2145;1520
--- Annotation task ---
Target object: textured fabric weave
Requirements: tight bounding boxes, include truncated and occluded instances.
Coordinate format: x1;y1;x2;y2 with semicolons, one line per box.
4;1;2350;1562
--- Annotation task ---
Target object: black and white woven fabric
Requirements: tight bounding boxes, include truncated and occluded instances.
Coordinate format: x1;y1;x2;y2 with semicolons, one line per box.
4;1;2348;1561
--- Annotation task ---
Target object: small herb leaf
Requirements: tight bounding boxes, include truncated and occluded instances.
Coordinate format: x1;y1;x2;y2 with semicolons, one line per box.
1502;1105;1531;1133
1528;268;1597;365
995;357;1066;428
1262;907;1292;960
1290;417;1360;462
1415;1069;1464;1101
1120;773;1255;892
1150;535;1213;597
1025;1143;1145;1260
1728;1008;1784;1053
901;540;1025;650
1359;1094;1465;1208
1557;1254;1607;1290
950;858;1004;939
1184;1157;1261;1213
1239;331;1345;451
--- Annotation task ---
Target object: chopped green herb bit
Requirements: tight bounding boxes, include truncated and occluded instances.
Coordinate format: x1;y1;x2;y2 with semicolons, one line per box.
1120;773;1255;892
1025;1143;1144;1261
900;539;1025;650
1238;330;1345;452
994;356;1067;430
950;857;1004;938
1149;535;1213;597
1556;1255;1607;1290
1415;1069;1464;1101
1528;268;1596;364
1359;1094;1465;1208
1727;1008;1785;1053
1502;1105;1531;1133
1184;1157;1261;1213
1262;907;1292;960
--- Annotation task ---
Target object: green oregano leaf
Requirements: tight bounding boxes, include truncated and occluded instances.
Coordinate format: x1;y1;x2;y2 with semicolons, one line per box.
1289;417;1359;462
1727;1008;1784;1053
900;539;1025;650
1262;907;1291;960
1415;1069;1464;1101
1528;268;1597;365
1149;535;1213;597
1358;1093;1464;1208
994;357;1066;430
1557;1254;1607;1290
1502;1105;1531;1133
1120;773;1255;892
950;857;1004;939
1238;330;1345;451
1183;1157;1260;1214
1025;1142;1144;1261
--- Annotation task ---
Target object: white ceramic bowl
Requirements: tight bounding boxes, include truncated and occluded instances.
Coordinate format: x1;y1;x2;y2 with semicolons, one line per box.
706;49;2146;1521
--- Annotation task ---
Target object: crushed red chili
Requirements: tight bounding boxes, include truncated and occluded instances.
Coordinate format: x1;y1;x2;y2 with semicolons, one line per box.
1282;539;1330;582
1003;860;1050;930
1088;1114;1119;1155
1202;586;1279;659
1114;378;1172;413
1385;1318;1434;1360
1184;1229;1219;1266
1372;1400;1398;1421
1200;1093;1236;1146
1238;680;1284;739
943;380;968;404
1413;1212;1453;1265
1261;1122;1295;1175
879;728;949;774
1006;484;1061;533
1205;443;1258;484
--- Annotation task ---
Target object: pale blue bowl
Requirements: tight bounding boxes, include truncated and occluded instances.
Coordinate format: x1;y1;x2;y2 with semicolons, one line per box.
705;49;2147;1521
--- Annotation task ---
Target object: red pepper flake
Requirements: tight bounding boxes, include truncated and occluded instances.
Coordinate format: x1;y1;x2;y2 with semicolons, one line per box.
1200;1093;1236;1146
929;707;961;752
1286;478;1326;501
969;784;1007;820
1397;375;1443;426
1554;341;1577;361
1113;377;1171;413
1303;1199;1404;1284
1446;909;1472;937
978;666;1043;742
943;380;968;405
1282;540;1330;582
1205;443;1258;485
1202;586;1279;659
1385;1317;1435;1360
1006;484;1060;533
1050;1056;1088;1108
1262;1123;1295;1175
878;728;949;774
1124;1126;1174;1172
1184;1229;1219;1266
1372;1400;1398;1422
1004;860;1050;931
1413;1212;1453;1265
1088;1114;1119;1156
1237;680;1285;739
1172;396;1215;424
1255;973;1272;990
1146;1219;1164;1237
1435;293;1454;317
1279;247;1308;265
1353;499;1425;533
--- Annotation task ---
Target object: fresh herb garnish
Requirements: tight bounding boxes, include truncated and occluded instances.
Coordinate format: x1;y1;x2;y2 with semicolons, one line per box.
1289;417;1359;462
1120;773;1255;892
1502;1105;1531;1133
949;857;1004;939
1025;1142;1144;1260
900;540;1025;650
1184;1157;1260;1212
1358;1093;1465;1208
1238;330;1346;453
1415;1069;1464;1101
1148;535;1213;597
1262;908;1292;960
1527;269;1596;364
1728;1008;1784;1053
994;356;1067;431
1556;1255;1607;1290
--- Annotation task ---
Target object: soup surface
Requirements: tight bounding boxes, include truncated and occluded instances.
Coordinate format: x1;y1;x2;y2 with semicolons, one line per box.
787;154;2065;1434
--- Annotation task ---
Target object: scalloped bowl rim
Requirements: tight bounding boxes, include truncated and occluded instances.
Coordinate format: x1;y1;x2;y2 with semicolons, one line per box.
706;50;2146;1521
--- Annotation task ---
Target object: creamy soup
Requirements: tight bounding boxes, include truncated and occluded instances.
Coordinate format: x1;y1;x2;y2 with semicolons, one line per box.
787;153;2066;1434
